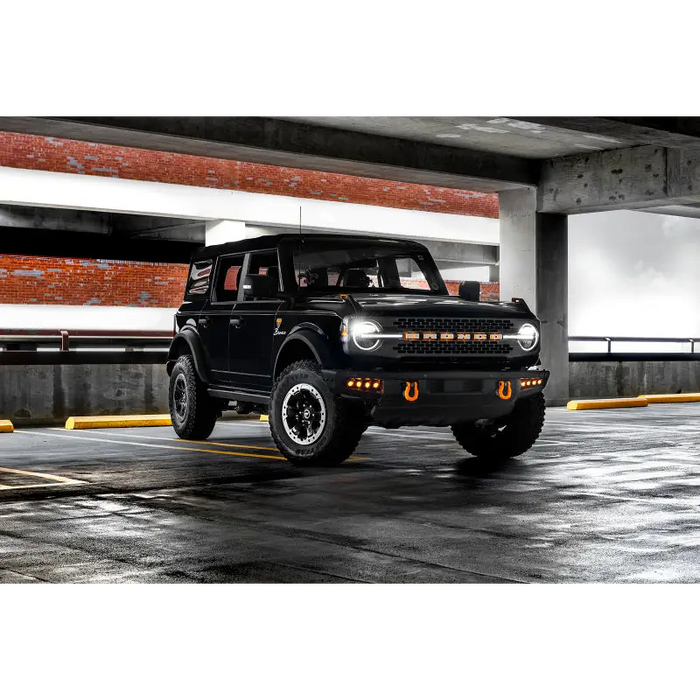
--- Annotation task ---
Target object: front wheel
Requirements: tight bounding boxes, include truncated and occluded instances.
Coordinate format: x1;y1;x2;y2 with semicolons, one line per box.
169;355;218;440
451;393;545;459
269;360;365;466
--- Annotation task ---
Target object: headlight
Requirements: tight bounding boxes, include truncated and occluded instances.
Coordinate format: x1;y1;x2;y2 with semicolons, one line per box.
516;323;539;351
351;320;383;351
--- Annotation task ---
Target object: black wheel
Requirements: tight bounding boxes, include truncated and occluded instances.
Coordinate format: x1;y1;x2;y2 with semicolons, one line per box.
451;393;545;459
269;360;365;466
169;355;217;440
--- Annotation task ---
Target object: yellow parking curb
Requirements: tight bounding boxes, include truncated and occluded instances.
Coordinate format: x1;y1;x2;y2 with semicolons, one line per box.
65;414;172;430
640;393;700;404
260;414;269;422
0;420;14;433
567;397;649;411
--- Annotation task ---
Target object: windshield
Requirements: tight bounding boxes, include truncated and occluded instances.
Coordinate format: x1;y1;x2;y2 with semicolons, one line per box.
291;239;447;295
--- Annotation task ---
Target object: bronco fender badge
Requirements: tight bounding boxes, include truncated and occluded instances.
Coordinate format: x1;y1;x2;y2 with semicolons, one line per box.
273;317;287;336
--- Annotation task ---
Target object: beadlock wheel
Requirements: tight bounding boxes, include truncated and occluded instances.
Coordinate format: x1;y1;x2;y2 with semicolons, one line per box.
172;374;188;422
281;382;327;445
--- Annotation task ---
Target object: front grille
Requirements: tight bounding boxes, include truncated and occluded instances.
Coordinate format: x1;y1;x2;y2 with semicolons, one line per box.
392;317;515;356
396;340;512;355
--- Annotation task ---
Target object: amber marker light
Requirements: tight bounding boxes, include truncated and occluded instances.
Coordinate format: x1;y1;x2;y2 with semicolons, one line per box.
489;333;502;341
423;332;437;341
474;333;487;341
347;380;355;387
440;332;455;341
457;332;471;341
404;331;420;341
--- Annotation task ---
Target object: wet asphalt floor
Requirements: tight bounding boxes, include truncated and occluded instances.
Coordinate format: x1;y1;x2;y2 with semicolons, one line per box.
2;404;700;583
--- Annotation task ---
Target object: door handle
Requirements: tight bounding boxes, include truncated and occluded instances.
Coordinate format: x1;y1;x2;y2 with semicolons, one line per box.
230;317;244;328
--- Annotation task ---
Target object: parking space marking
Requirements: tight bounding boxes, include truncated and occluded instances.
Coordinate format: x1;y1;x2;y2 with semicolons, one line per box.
49;429;367;461
0;466;86;490
15;429;288;461
83;429;282;452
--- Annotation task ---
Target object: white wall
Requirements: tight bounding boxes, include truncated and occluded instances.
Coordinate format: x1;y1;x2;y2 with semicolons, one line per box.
0;304;177;331
0;166;498;245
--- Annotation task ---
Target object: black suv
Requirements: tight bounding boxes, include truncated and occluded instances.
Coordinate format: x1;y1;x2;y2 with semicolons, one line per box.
167;234;549;465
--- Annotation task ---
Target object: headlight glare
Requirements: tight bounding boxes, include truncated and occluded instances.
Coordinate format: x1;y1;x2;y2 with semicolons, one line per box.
352;320;382;351
517;323;539;351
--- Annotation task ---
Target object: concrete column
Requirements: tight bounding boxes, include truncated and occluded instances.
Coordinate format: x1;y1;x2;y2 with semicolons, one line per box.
204;220;248;246
500;188;569;405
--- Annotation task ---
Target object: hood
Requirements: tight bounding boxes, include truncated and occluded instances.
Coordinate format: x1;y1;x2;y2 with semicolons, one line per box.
348;293;534;320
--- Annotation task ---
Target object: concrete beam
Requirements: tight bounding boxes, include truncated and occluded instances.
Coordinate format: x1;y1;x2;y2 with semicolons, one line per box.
0;205;110;234
539;145;700;214
0;227;197;263
520;117;700;150
421;240;498;265
0;117;540;192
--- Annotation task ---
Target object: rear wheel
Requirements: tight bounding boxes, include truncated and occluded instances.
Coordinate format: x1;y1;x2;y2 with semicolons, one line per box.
169;355;218;440
451;393;545;459
269;360;365;466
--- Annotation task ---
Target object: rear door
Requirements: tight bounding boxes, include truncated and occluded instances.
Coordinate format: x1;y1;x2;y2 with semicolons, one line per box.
201;253;244;385
228;248;282;390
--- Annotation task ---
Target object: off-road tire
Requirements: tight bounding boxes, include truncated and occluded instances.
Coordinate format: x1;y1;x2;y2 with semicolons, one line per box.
451;393;545;459
169;354;218;440
269;360;365;466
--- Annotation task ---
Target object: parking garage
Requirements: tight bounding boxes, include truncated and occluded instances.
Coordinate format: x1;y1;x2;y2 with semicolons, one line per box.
3;117;700;587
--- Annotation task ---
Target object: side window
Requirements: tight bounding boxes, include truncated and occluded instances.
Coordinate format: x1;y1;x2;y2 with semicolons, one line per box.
247;250;280;294
185;259;213;297
396;255;431;291
214;255;245;303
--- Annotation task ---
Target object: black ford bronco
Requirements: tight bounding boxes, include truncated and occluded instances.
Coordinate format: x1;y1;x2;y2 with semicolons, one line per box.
167;234;549;466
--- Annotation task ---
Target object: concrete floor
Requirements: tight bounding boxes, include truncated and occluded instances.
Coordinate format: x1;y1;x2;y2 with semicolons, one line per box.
1;404;700;583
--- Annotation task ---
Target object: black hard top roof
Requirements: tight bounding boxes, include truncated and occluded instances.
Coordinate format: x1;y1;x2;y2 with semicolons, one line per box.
192;232;430;261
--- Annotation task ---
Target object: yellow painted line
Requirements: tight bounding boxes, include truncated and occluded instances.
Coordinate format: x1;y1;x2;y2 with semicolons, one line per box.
49;428;367;462
78;429;282;452
260;414;269;422
19;429;287;461
66;414;173;430
0;466;85;491
0;420;14;433
567;397;649;411
640;393;700;404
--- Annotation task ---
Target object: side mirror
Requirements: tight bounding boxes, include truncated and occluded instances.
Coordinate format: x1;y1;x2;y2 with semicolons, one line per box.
243;274;277;299
458;280;480;302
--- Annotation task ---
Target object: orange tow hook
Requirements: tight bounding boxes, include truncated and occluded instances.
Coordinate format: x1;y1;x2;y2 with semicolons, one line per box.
404;381;419;402
497;380;512;400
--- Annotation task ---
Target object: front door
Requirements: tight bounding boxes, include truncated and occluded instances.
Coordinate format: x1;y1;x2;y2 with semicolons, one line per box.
228;249;282;390
204;253;244;385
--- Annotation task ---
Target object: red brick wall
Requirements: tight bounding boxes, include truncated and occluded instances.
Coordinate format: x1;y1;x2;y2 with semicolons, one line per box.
0;254;500;306
0;131;499;308
0;131;498;218
0;255;187;306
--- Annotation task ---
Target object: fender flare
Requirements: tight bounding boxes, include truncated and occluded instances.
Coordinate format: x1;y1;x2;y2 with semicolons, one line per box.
167;327;210;384
273;326;335;378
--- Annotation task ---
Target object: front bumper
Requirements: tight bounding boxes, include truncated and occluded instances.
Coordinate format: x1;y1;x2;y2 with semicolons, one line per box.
323;367;550;428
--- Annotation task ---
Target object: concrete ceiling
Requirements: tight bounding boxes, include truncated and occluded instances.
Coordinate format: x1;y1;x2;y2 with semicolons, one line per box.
4;117;700;214
289;117;638;159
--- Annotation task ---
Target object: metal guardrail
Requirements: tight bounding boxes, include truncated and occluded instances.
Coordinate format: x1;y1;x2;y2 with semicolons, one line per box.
569;336;700;354
0;330;173;364
0;329;173;351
